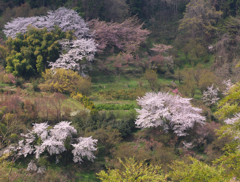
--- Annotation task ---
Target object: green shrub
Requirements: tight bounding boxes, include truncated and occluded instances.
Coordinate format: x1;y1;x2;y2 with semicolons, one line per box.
32;79;39;91
41;69;92;94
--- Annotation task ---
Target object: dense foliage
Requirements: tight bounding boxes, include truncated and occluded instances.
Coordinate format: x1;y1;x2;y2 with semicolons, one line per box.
1;0;240;181
4;26;74;77
40;68;91;94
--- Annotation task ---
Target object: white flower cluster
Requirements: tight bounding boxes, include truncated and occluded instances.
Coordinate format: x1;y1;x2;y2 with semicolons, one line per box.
224;113;240;124
135;92;205;136
72;137;98;163
49;39;97;77
27;160;38;172
223;113;240;146
15;121;97;163
202;84;219;106
27;160;46;174
208;45;214;51
3;7;91;39
222;79;233;95
182;141;195;150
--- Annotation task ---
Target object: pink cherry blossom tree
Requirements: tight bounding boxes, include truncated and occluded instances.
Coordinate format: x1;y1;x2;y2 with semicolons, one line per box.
135;92;206;136
88;16;150;53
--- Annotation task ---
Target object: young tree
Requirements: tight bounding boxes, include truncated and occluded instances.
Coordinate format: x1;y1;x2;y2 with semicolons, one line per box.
144;69;158;91
135;92;206;136
150;44;173;70
3;7;91;39
96;157;166;182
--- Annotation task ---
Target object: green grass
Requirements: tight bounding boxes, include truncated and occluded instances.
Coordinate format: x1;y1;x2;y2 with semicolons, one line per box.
194;89;203;100
91;74;173;91
0;82;13;87
63;97;85;111
89;73;175;106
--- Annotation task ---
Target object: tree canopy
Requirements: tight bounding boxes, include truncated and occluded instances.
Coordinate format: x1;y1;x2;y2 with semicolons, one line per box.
4;26;74;77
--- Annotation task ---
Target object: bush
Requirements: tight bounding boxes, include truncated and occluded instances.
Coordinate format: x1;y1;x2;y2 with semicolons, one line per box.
84;126;122;156
40;69;92;94
97;157;166;182
71;93;98;115
145;69;159;91
32;79;39;91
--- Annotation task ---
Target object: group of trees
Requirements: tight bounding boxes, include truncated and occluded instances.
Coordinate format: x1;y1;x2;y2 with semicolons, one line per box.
0;7;151;78
2;0;240;181
14;121;97;164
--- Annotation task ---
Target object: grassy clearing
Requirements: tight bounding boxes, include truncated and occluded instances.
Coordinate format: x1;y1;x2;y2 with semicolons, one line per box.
194;89;203;100
90;73;177;106
91;74;174;93
63;97;85;111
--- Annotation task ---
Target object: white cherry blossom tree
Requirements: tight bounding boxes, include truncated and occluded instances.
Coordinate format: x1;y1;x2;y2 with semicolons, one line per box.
3;7;91;39
222;79;233;95
202;84;219;106
135;92;205;136
48;39;97;77
14;121;98;164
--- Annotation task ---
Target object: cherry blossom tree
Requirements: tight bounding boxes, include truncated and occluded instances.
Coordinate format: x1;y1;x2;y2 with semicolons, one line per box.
150;44;173;70
48;39;97;77
135;92;206;136
202;84;219;106
222;79;233;95
3;7;91;39
14;121;98;164
88;16;150;53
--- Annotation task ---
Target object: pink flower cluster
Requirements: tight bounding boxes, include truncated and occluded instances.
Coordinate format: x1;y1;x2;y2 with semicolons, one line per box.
172;88;182;96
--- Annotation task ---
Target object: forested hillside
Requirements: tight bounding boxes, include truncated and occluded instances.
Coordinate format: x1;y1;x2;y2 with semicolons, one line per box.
1;0;240;181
